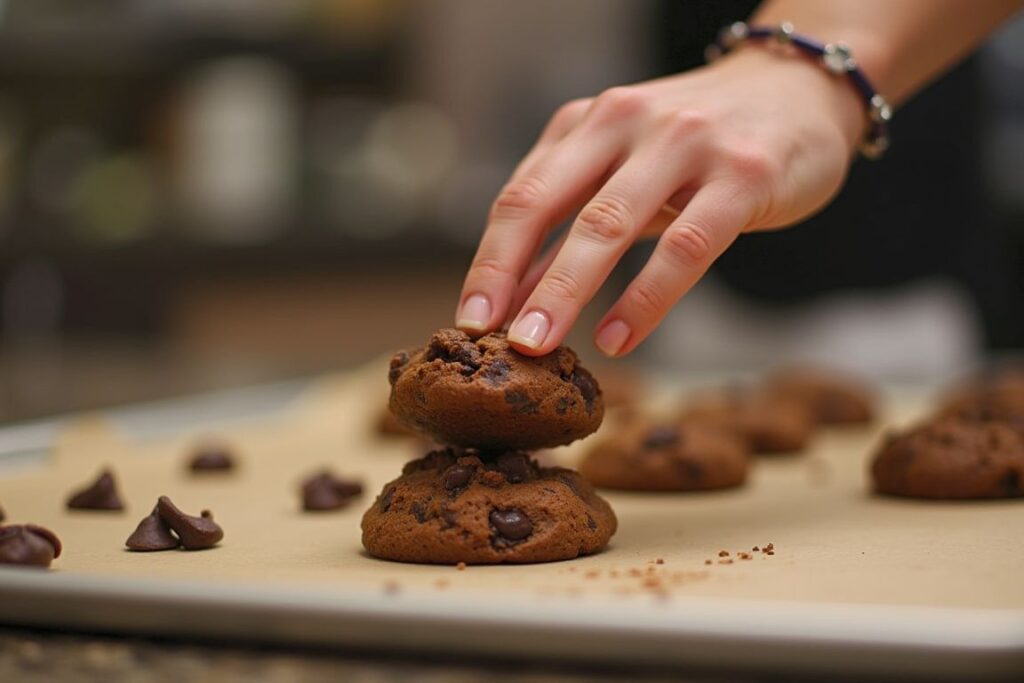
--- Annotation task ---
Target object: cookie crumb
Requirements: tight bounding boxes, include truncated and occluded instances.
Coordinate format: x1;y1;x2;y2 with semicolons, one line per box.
628;568;643;578
456;561;466;571
718;550;729;557
718;558;734;565
766;550;775;556
383;581;400;595
434;579;449;589
704;559;712;565
655;558;665;565
584;570;599;579
764;542;775;552
738;552;752;560
752;546;760;552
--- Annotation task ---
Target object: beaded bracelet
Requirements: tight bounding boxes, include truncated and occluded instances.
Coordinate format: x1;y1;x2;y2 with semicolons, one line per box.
706;21;892;160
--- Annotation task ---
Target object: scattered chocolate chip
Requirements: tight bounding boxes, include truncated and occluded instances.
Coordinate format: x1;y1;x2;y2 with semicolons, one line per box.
656;558;665;565
752;546;760;552
156;496;223;550
301;471;364;511
764;543;775;552
718;550;729;557
66;468;124;511
442;464;474;491
504;389;539;415
188;444;236;472
642;425;681;450
480;359;510;385
125;507;179;551
489;508;533;542
0;524;61;568
494;452;532;483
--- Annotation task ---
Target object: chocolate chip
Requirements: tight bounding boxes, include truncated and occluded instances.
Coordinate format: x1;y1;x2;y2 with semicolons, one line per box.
388;350;412;385
569;369;599;413
426;331;483;373
0;524;61;568
442;465;474;491
188;444;236;472
66;468;124;511
489;508;533;542
156;496;223;550
555;396;571;415
642;426;681;450
301;471;364;511
675;459;705;481
379;486;396;512
480;359;510;385
494;452;532;483
125;507;180;551
411;502;428;523
504;389;539;414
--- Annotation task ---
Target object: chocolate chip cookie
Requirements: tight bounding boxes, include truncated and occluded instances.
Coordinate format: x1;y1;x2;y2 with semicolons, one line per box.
680;388;814;454
580;419;749;492
388;329;604;450
765;367;876;425
361;449;617;564
937;384;1024;434
871;419;1024;499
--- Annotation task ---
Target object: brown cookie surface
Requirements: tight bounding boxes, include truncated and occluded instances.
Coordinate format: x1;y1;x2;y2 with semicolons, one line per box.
681;388;814;454
580;419;749;492
361;449;616;564
871;419;1024;499
388;329;603;450
765;367;875;425
937;385;1024;434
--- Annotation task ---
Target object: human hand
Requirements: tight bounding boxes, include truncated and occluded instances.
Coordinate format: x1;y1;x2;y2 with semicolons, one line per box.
455;46;866;357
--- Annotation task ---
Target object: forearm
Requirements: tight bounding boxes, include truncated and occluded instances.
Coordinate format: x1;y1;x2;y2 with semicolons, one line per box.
752;0;1023;104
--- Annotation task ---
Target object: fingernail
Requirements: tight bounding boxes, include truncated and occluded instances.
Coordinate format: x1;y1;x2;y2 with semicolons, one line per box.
508;310;550;349
456;294;491;331
595;319;630;357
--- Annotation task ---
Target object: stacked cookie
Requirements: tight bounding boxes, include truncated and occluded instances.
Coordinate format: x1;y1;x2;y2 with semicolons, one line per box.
580;366;875;493
871;368;1024;499
362;329;616;564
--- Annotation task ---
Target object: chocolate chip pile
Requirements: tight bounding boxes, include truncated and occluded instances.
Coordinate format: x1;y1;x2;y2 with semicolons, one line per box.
125;496;224;551
362;329;616;564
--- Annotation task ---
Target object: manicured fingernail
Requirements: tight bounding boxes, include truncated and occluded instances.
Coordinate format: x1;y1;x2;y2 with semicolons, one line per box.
508;310;550;349
456;294;491;331
595;319;630;357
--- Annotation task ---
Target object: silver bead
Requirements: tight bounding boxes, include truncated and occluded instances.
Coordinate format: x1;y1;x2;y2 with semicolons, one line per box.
869;94;893;123
822;42;855;74
775;22;794;44
718;21;748;49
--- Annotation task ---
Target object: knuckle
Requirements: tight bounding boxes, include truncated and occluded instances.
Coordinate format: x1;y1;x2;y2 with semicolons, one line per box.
593;86;646;120
553;98;591;126
537;267;582;303
720;145;779;185
657;109;711;140
490;177;547;221
627;281;668;318
469;255;512;282
575;196;634;244
661;223;714;270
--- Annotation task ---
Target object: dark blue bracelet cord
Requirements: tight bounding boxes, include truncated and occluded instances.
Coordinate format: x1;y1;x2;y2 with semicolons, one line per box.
706;22;892;160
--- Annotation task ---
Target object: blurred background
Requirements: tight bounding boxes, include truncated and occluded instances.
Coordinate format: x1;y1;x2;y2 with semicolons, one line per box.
0;0;1021;422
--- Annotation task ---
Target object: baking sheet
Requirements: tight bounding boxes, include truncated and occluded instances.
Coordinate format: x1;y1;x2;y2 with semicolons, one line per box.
1;362;1022;679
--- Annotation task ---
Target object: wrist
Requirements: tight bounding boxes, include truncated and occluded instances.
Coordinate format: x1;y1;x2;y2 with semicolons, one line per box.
715;46;866;156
